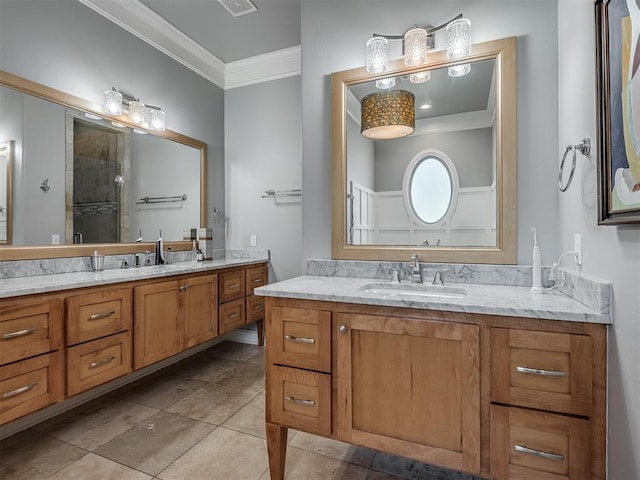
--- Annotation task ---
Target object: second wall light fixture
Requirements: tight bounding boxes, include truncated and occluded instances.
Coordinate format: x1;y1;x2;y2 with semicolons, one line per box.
104;88;166;131
366;14;472;82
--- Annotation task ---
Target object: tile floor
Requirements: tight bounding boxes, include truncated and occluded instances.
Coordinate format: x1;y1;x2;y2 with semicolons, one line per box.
0;341;482;480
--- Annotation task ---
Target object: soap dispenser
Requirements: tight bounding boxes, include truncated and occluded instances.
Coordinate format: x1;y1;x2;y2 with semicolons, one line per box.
531;227;543;293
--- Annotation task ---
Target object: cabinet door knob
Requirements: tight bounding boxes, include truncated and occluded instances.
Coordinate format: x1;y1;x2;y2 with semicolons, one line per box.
179;285;189;291
339;325;347;334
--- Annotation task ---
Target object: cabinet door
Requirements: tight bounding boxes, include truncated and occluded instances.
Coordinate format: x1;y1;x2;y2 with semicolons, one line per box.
335;313;480;475
184;275;218;349
134;281;182;369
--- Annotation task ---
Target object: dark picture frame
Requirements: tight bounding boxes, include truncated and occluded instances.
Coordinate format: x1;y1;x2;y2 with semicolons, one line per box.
595;0;640;224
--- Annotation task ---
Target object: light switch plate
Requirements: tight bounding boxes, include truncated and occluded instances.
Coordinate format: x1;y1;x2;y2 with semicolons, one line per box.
250;234;257;247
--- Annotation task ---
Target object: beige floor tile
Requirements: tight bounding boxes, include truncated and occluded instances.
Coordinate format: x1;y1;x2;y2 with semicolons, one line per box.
371;452;481;480
289;431;377;468
206;341;263;362
365;471;408;480
113;371;207;409
212;360;265;393
222;392;267;438
47;453;152;480
166;383;259;425
94;411;215;476
34;397;158;451
0;429;87;480
258;447;369;480
167;352;242;381
158;427;268;480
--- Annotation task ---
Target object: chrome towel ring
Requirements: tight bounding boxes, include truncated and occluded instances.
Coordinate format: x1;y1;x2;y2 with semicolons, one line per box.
559;137;591;192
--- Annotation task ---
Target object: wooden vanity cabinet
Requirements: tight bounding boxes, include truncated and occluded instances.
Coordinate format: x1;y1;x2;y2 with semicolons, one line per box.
264;298;607;480
183;274;219;349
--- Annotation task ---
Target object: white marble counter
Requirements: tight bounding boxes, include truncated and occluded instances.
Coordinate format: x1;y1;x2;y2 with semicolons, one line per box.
255;275;611;324
0;258;268;299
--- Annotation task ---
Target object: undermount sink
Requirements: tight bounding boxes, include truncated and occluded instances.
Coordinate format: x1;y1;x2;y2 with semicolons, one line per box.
358;283;467;299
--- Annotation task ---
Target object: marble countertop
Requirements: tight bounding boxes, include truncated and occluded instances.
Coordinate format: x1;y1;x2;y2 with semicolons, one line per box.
0;258;268;298
255;275;611;324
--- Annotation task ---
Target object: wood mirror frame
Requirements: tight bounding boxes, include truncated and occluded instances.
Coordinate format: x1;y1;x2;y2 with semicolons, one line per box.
331;36;517;264
0;70;208;261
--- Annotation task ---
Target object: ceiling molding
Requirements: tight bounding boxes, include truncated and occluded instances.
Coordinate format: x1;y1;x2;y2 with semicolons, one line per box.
78;0;300;90
346;90;361;126
225;46;301;90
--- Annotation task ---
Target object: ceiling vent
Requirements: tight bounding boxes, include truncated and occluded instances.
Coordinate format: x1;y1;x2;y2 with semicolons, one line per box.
218;0;257;17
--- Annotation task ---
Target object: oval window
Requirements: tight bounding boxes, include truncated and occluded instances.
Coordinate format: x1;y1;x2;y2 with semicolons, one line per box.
403;151;459;225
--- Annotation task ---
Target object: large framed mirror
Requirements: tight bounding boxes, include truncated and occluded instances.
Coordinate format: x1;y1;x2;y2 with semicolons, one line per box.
331;36;516;264
0;70;207;260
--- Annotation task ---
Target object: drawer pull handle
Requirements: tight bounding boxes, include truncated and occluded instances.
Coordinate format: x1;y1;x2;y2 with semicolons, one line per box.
516;366;567;377
285;395;315;406
2;327;38;339
253;304;263;310
514;444;564;461
228;284;240;289
229;313;240;319
179;285;189;291
2;383;37;399
90;355;116;369
90;311;116;321
253;279;263;284
285;335;315;344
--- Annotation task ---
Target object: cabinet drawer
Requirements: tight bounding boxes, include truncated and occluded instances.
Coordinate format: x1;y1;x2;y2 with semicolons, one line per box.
268;306;331;373
67;288;132;345
491;328;592;416
246;265;267;295
0;351;64;425
219;270;246;303
246;295;265;323
0;298;63;366
268;365;331;437
66;332;132;396
490;405;590;480
219;298;246;334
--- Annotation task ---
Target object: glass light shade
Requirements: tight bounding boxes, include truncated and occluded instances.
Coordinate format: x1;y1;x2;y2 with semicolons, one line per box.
376;77;396;89
409;70;431;84
367;37;389;74
448;63;471;77
104;90;123;115
404;27;428;66
150;109;166;131
447;18;471;60
361;89;415;140
128;100;145;124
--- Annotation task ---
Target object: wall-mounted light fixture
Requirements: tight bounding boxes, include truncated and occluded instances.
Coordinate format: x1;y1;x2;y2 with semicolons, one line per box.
103;88;166;131
366;14;471;83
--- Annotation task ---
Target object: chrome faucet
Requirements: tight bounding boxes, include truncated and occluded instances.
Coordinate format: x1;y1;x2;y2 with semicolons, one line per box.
411;255;422;284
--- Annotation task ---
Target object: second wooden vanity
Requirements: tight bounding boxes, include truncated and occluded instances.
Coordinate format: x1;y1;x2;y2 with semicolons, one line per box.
0;260;268;428
263;295;607;480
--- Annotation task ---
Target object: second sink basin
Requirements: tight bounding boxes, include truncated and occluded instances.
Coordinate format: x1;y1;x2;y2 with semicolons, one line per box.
359;283;466;299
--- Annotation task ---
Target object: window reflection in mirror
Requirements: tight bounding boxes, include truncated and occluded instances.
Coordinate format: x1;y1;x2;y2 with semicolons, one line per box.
346;59;497;248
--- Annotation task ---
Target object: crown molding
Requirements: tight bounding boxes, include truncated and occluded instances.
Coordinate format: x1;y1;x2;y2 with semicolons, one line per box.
78;0;300;90
225;46;301;89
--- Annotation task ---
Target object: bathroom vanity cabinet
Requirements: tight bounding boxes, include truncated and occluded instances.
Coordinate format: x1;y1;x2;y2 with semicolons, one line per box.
0;261;267;427
264;297;606;480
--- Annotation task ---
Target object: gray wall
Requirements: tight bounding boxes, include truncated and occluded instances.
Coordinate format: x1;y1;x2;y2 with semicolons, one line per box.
0;0;225;247
225;76;302;281
374;128;493;191
301;0;559;264
558;1;640;477
346;116;375;190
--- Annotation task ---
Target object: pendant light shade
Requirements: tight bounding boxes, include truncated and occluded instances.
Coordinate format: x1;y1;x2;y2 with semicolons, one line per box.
128;100;145;124
361;90;415;140
104;90;123;115
404;27;428;66
367;37;389;74
150;109;166;131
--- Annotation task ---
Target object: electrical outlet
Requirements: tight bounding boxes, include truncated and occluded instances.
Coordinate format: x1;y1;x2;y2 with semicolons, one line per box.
574;233;583;266
250;234;257;247
51;234;60;245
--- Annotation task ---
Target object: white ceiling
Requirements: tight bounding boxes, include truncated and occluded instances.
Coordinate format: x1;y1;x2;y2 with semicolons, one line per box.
78;0;301;89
